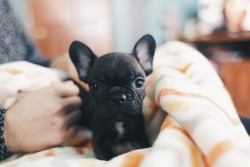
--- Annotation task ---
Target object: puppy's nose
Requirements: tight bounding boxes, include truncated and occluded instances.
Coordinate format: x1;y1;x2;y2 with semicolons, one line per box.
111;94;127;104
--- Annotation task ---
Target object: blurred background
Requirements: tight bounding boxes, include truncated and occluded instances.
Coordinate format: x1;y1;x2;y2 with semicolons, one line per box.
9;0;250;118
10;0;198;57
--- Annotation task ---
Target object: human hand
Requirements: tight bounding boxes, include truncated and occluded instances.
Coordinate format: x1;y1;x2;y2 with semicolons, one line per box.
4;81;82;153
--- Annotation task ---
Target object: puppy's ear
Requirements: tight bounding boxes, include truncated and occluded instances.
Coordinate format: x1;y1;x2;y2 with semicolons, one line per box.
131;34;156;76
69;41;97;82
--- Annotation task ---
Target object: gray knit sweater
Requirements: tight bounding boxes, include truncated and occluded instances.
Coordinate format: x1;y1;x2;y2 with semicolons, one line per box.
0;0;49;160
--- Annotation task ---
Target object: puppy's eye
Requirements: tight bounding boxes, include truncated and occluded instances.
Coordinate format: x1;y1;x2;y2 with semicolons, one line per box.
135;78;144;88
89;81;100;92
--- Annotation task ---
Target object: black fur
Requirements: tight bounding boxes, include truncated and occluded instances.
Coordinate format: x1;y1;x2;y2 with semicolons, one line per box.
69;34;156;160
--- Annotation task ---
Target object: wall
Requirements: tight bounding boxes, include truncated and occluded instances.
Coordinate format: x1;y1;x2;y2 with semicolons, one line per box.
9;0;31;34
112;0;198;52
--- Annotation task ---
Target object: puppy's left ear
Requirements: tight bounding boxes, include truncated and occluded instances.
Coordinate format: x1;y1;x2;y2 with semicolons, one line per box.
131;34;156;76
69;41;97;83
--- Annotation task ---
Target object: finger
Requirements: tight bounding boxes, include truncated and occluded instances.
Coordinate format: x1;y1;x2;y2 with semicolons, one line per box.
63;96;82;113
63;125;80;144
53;81;80;98
65;109;82;127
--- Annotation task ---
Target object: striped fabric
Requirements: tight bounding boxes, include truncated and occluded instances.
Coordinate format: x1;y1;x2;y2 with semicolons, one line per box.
0;41;250;167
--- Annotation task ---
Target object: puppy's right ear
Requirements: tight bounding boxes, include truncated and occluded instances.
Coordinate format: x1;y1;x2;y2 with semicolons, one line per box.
69;41;97;83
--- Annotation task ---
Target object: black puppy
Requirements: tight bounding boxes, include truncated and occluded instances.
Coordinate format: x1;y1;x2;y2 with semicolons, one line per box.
69;34;156;160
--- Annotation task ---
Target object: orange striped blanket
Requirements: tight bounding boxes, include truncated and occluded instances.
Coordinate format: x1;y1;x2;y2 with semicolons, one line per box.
0;41;250;167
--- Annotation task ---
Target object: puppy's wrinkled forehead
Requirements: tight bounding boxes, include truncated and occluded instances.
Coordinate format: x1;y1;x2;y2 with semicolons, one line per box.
89;53;145;82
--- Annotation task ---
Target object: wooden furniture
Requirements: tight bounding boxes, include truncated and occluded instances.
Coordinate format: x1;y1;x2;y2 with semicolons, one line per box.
191;33;250;118
190;33;250;61
220;61;250;118
192;32;250;43
28;0;114;58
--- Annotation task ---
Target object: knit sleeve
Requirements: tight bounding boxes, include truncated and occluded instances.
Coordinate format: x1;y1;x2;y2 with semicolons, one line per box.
0;108;13;161
0;0;50;67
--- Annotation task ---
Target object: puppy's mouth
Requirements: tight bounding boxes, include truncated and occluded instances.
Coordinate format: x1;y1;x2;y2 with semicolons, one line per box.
96;100;142;120
113;114;127;122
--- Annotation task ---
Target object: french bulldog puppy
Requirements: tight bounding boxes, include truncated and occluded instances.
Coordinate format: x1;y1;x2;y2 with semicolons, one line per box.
69;34;156;160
